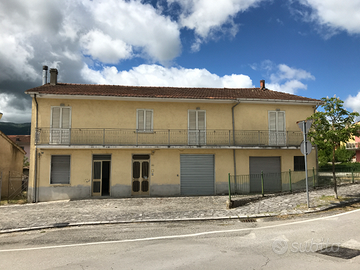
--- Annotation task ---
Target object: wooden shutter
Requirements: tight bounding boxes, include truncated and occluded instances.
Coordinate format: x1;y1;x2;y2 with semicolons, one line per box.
268;111;276;131
137;110;144;130
145;110;152;131
51;107;61;128
198;111;205;130
62;107;71;128
277;111;285;132
188;110;196;130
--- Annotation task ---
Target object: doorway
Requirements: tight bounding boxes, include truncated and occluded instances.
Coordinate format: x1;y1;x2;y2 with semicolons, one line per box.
92;155;111;196
132;154;150;196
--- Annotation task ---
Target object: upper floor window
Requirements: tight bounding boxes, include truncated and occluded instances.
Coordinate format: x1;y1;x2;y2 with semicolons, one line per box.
188;110;206;145
137;109;153;132
50;106;71;144
268;111;286;145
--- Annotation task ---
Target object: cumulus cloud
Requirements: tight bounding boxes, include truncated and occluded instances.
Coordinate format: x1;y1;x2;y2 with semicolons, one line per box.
81;64;254;88
345;93;360;117
169;0;263;49
80;30;133;64
0;0;184;122
259;61;315;94
296;0;360;35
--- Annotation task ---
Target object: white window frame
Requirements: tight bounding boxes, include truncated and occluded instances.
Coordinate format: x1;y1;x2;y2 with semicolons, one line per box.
188;110;206;145
136;109;153;132
50;155;71;185
50;106;72;144
268;111;286;146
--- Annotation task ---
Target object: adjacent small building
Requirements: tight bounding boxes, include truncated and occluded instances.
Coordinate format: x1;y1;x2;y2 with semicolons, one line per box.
25;67;321;202
346;121;360;162
0;131;26;199
8;135;31;163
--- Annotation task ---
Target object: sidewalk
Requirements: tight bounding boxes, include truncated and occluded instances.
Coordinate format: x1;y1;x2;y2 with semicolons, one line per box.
1;184;360;234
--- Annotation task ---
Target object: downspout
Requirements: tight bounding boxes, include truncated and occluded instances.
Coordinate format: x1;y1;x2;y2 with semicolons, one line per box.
33;94;39;203
232;100;241;179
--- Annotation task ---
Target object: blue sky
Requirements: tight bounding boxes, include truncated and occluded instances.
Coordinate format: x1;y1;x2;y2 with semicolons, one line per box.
0;0;360;122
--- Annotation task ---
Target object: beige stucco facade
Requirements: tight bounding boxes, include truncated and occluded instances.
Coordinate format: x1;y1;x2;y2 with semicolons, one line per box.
0;131;25;198
27;96;318;202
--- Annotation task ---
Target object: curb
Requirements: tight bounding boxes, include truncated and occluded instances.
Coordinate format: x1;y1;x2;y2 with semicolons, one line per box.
1;197;360;235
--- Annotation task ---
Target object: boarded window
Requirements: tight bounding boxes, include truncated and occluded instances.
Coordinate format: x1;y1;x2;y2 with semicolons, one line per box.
51;155;70;184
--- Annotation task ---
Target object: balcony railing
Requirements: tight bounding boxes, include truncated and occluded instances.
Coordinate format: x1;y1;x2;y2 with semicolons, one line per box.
346;142;360;150
35;128;304;147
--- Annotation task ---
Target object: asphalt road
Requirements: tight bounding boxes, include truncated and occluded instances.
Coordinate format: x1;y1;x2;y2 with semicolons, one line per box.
1;207;360;270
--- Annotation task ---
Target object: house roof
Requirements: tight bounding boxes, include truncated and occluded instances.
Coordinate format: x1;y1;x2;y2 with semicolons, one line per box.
25;83;321;104
8;135;31;144
0;131;26;154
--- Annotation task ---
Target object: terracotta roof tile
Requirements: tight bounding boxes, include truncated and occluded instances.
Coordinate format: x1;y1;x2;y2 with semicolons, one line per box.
25;83;320;103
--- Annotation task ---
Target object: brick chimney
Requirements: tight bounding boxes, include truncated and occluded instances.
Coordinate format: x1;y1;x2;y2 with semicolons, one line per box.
50;68;58;85
260;80;265;90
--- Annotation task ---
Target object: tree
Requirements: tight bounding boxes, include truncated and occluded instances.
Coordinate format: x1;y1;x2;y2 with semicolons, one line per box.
307;96;359;199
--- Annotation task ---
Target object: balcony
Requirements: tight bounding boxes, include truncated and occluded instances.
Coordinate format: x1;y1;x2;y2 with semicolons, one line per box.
35;128;304;148
346;142;360;150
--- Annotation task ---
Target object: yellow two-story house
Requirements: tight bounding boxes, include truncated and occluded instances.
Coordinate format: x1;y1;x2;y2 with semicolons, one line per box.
25;68;321;202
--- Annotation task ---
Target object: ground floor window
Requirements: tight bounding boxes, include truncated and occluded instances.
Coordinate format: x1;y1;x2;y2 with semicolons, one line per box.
50;155;70;184
294;156;305;171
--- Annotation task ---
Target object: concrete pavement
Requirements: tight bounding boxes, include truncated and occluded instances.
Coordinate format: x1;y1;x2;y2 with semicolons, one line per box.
1;183;360;234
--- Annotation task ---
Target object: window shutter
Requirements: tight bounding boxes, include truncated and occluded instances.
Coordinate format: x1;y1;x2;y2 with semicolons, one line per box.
137;110;144;130
51;107;60;128
62;108;71;128
51;155;70;184
198;111;205;130
189;110;196;129
269;111;276;131
277;112;285;132
145;110;152;131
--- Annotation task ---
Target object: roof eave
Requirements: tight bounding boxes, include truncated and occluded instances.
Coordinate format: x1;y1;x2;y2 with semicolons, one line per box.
25;92;321;105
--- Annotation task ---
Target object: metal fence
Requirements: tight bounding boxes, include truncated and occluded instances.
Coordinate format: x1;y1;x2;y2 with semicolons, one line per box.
0;171;28;202
229;169;360;196
35;127;303;147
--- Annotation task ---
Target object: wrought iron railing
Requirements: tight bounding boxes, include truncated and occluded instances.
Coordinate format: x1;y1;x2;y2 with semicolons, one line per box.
35;128;303;147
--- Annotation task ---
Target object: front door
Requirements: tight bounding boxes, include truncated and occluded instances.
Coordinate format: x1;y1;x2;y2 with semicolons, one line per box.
92;155;111;196
132;154;150;196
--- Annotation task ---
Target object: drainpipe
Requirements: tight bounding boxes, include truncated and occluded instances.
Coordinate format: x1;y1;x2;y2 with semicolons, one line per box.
33;94;39;203
232;100;241;178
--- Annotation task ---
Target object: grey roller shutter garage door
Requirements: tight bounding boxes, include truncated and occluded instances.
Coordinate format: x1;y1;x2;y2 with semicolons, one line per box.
249;157;281;193
180;154;215;196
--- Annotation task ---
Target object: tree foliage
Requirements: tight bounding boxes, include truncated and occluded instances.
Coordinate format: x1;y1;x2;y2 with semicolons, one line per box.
307;96;359;198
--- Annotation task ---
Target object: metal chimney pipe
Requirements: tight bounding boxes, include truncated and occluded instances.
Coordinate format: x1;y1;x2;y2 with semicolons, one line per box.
42;66;48;85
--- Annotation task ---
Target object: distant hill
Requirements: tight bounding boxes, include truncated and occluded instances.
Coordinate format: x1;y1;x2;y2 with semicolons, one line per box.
0;122;31;135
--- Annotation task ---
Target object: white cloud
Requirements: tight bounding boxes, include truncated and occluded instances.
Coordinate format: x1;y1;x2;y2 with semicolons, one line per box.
170;0;263;48
267;80;308;94
81;64;254;88
297;0;360;35
80;30;133;64
345;93;360;115
270;64;315;83
260;61;315;94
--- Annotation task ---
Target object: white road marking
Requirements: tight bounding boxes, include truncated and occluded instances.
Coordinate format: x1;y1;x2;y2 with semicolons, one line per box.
1;208;359;253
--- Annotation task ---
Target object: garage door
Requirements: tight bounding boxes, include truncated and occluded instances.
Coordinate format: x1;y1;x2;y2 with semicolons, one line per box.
249;157;281;193
180;154;215;196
